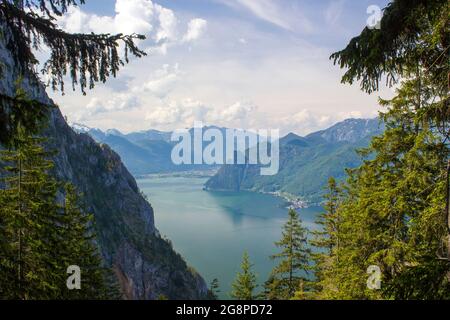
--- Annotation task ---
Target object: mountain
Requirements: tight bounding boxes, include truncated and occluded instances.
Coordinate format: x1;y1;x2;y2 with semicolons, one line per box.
73;126;181;174
125;129;172;144
0;32;207;299
305;118;383;144
73;125;262;175
205;118;384;204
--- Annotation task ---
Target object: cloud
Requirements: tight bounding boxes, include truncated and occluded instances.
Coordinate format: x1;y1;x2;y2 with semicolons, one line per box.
145;98;209;126
56;0;207;54
183;19;208;42
144;99;257;128
324;0;346;26
212;101;257;123
76;93;139;121
52;0;390;135
217;0;313;33
276;109;376;136
278;109;333;135
233;0;291;30
139;64;181;99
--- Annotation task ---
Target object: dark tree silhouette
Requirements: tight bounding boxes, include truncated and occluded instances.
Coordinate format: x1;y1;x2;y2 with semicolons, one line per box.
0;0;147;146
0;0;146;93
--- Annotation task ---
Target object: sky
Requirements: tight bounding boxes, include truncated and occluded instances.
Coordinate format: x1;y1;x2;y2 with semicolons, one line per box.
45;0;393;135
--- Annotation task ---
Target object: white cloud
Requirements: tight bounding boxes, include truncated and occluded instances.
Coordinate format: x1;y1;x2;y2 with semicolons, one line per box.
51;0;391;135
217;0;313;33
234;0;291;30
145;98;209;127
139;64;181;99
144;99;257;129
276;109;377;136
277;109;333;135
56;0;206;53
324;0;346;27
183;19;208;42
213;101;256;123
76;93;139;121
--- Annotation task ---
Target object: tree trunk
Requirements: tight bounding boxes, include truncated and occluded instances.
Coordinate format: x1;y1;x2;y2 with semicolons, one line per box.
446;159;450;262
18;152;23;299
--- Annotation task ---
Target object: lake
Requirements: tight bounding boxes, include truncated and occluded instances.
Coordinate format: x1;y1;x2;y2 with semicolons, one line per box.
137;175;322;299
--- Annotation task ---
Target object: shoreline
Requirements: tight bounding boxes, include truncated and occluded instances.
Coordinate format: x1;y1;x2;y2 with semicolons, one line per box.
135;171;322;210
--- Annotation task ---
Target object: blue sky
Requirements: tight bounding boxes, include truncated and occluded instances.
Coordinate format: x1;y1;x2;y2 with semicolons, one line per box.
50;0;393;135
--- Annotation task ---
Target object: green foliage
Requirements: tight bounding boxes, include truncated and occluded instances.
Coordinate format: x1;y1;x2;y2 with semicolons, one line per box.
313;0;450;300
261;275;281;300
317;119;449;299
230;252;258;300
0;128;115;299
0;127;60;299
330;0;449;133
310;178;342;299
59;183;116;299
330;0;448;94
0;80;51;149
269;209;311;299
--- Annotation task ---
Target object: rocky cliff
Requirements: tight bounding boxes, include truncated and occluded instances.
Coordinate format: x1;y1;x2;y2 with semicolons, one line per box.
0;27;207;300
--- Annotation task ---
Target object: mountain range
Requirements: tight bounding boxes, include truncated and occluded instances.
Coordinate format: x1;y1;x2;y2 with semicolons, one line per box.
205;118;385;204
71;125;262;175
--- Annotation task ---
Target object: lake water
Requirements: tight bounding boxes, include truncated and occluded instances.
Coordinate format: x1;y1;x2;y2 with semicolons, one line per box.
137;175;322;299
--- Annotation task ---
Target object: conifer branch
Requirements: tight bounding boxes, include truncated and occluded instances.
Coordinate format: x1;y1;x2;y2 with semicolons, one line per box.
0;1;147;94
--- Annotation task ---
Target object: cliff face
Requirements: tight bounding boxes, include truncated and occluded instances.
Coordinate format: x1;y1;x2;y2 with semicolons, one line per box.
0;28;207;300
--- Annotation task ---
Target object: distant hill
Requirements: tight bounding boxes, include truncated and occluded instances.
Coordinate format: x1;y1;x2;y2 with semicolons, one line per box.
71;125;234;174
205;118;385;204
71;125;175;174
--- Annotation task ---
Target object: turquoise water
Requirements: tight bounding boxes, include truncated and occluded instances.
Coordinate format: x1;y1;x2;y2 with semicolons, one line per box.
137;175;322;299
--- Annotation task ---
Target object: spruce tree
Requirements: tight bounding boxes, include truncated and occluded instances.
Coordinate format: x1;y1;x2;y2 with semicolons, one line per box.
208;278;221;300
270;209;311;299
0;127;62;299
58;183;113;300
230;252;257;300
0;128;115;299
322;0;450;300
310;177;342;298
261;275;281;300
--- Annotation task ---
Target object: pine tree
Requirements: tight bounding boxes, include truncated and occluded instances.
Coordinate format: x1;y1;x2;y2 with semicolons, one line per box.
322;0;450;300
208;278;221;300
270;209;311;299
261;275;281;300
230;252;257;300
0;128;116;299
310;177;342;298
0;127;62;299
58;183;113;299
